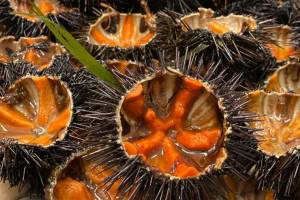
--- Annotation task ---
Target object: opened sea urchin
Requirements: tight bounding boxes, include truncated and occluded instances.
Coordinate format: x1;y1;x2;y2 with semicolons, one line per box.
80;51;258;199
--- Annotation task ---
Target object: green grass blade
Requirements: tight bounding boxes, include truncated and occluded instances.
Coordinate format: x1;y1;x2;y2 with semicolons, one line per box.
30;2;121;89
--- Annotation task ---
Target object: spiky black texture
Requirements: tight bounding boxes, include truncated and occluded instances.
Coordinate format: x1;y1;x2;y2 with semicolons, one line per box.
82;50;259;200
155;10;277;88
252;149;300;200
0;0;84;38
219;0;294;25
0;55;109;194
59;0;203;15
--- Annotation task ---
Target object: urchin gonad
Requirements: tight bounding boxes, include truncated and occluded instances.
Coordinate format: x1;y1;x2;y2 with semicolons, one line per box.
83;54;258;199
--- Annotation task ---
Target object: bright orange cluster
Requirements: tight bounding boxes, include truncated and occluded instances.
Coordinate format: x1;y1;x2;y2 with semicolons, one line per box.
123;77;222;178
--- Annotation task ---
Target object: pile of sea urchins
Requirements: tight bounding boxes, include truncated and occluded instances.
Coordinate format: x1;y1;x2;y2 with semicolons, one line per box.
0;0;299;199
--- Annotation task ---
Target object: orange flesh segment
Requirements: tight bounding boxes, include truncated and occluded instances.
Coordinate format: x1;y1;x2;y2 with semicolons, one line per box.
24;49;39;65
54;177;94;200
136;32;156;46
176;129;221;151
131;131;164;156
0;55;9;62
38;1;55;14
0;103;33;128
90;28;119;46
123;141;138;155
47;108;72;134
174;163;199;178
123;84;145;119
266;43;295;61
125;84;143;100
206;21;230;35
120;16;135;48
122;77;222;178
34;77;57;126
163;138;199;176
110;61;130;74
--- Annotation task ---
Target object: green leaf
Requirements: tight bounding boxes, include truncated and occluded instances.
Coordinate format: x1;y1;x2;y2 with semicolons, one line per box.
30;2;121;89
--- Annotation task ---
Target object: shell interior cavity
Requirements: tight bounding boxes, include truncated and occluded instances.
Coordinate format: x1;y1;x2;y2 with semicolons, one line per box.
0;76;73;147
247;91;300;157
265;62;300;93
119;70;227;179
0;36;65;70
88;13;156;48
9;0;67;22
265;25;299;61
181;8;257;35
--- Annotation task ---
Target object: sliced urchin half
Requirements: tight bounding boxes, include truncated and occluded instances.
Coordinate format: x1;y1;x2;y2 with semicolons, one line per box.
0;55;108;194
0;36;65;70
82;53;259;199
0;0;83;37
0;75;72;147
245;62;300;199
77;1;157;61
156;7;276;88
45;149;125;200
